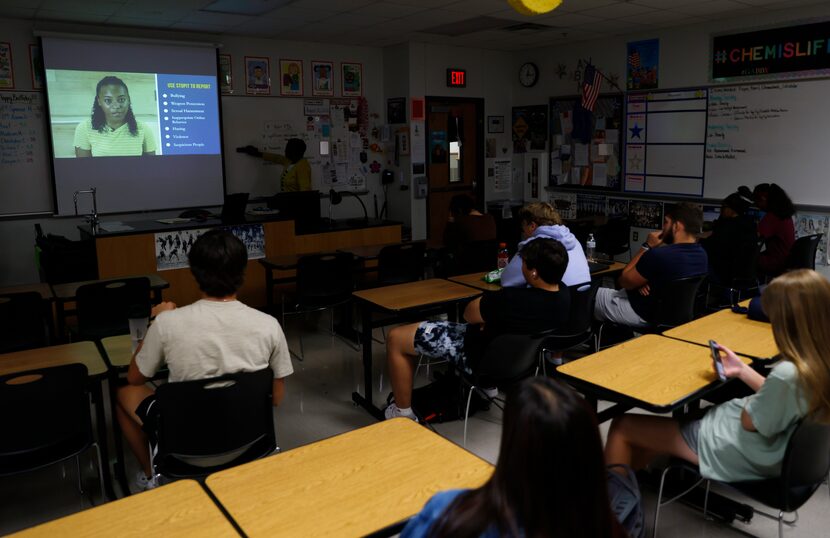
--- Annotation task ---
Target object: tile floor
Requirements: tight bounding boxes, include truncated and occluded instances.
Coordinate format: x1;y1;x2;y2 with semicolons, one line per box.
1;314;827;536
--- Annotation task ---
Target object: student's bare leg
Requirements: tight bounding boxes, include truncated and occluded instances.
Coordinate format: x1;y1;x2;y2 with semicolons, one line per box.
116;384;155;477
386;323;421;408
605;414;698;474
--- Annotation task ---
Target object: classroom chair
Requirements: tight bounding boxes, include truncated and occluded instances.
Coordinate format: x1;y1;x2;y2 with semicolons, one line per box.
596;274;707;349
151;368;277;480
377;242;426;285
461;329;558;446
447;239;500;277
785;233;823;271
595;216;631;261
706;238;762;310
0;291;52;353
34;225;99;285
0;364;106;502
74;277;151;341
281;252;355;360
652;419;830;538
541;280;600;374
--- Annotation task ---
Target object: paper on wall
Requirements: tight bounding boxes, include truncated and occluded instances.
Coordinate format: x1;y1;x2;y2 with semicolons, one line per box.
550;157;563;176
494;159;511;193
574;143;589;166
593;163;608;187
560;111;573;135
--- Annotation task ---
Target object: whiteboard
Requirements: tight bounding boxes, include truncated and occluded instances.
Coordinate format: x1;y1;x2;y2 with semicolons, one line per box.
0;91;53;216
705;79;830;205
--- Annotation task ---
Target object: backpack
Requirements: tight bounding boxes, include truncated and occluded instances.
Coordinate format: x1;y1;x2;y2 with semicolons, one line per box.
400;371;488;424
607;464;645;538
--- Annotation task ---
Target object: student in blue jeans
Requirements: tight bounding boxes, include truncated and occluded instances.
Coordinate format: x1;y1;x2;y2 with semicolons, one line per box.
401;377;624;537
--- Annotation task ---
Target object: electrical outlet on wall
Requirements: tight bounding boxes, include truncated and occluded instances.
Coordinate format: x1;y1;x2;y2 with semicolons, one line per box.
633;231;639;242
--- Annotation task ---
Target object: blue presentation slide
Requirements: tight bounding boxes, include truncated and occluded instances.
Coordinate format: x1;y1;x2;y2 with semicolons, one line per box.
155;74;221;156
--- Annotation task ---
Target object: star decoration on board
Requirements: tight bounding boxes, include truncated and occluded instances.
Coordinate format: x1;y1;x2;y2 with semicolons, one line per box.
556;63;567;79
628;153;643;172
370;161;381;173
629;123;643;139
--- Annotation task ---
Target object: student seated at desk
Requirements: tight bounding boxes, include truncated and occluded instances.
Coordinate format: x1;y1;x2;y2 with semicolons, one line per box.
700;189;757;285
116;230;292;492
605;269;830;483
384;239;570;421
442;194;497;248
594;202;708;330
402;377;624;537
500;202;590;288
753;183;796;277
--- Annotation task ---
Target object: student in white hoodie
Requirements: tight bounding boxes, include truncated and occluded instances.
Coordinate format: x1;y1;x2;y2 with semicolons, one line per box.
500;202;591;288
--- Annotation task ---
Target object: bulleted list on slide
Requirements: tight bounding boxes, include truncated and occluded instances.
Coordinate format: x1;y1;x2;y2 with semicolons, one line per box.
156;74;221;156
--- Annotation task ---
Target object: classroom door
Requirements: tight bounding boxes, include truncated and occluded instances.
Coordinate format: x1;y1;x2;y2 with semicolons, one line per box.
425;98;484;243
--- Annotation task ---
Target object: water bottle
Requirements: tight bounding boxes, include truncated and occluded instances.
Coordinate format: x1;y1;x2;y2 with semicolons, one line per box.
586;233;596;262
497;242;509;270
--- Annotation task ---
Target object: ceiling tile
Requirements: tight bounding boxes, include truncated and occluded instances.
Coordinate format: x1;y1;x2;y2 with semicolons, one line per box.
316;12;392;27
106;16;177;28
182;11;254;26
674;0;752;16
170;21;228;32
532;11;604;27
353;2;425;18
576;2;658;19
445;0;510;16
225;17;297;37
631;0;700;8
619;9;703;25
35;9;110;23
559;0;619;12
387;0;460;7
0;7;37;18
290;0;376;12
577;18;650;34
111;3;190;20
260;5;339;22
39;0;124;17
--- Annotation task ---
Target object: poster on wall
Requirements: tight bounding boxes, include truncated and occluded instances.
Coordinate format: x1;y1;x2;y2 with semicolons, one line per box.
280;59;303;96
512;105;547;153
341;62;363;97
628;200;663;229
430;130;447;164
627;39;658;90
550;192;577;220
607;198;630;217
796;213;829;265
154;225;265;271
245;56;270;95
311;61;333;96
0;42;14;89
387;97;406;124
218;54;232;94
712;21;830;79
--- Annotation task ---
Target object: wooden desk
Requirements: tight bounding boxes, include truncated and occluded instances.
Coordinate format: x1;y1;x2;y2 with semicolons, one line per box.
0;282;54;300
447;272;501;292
100;334;133;369
555;335;751;422
352;279;482;418
663;302;778;361
591;260;626;279
0;342;118;499
206;419;492;537
12;480;238;537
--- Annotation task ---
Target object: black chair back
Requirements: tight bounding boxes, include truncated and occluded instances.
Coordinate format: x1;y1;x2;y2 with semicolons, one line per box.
786;234;823;271
780;419;830;507
595;217;631;256
0;363;91;476
652;274;707;329
154;368;276;478
35;231;98;285
726;239;762;286
454;239;499;276
378;242;426;285
75;277;151;340
474;330;554;386
296;252;354;308
563;281;598;335
0;292;51;353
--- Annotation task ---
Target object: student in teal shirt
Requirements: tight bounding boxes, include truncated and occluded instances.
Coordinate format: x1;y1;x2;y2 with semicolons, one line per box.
605;269;830;483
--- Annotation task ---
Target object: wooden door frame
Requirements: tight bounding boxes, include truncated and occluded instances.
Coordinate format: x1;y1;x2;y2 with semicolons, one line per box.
424;96;485;240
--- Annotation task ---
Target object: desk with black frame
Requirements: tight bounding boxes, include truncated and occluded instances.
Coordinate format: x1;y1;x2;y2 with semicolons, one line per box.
351;279;482;419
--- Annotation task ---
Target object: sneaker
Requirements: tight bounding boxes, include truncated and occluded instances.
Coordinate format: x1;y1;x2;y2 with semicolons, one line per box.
482;387;499;399
384;403;418;422
133;470;159;493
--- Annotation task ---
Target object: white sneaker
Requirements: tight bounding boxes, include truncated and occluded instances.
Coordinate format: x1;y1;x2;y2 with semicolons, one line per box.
482;387;499;399
384;403;418;422
133;470;159;493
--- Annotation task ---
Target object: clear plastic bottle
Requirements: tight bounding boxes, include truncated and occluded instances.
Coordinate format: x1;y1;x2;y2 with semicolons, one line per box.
497;242;509;270
586;233;596;262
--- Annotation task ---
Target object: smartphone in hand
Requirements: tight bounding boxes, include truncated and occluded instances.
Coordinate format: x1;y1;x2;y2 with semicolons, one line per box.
709;339;727;382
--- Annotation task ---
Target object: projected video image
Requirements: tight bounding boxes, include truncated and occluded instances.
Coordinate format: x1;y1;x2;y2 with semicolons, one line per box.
46;69;220;158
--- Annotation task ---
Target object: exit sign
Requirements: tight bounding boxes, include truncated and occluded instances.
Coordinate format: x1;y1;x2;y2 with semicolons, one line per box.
446;68;466;88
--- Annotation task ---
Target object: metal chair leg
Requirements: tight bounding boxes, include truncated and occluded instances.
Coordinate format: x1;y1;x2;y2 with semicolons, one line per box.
462;385;475;448
653;466;670;538
75;455;84;495
92;443;106;503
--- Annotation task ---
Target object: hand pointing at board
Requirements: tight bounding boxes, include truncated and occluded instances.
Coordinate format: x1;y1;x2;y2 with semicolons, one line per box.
236;138;312;193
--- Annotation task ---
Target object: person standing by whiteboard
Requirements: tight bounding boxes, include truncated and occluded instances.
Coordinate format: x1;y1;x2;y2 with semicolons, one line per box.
237;138;312;192
74;76;156;157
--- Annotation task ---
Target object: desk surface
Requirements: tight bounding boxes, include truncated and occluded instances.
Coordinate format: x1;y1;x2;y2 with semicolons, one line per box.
206;418;492;538
0;341;107;377
338;241;424;260
663;302;778;360
447;272;501;292
556;334;751;411
12;480;238;537
352;278;481;311
52;274;169;300
101;334;133;369
591;261;626;278
0;283;54;300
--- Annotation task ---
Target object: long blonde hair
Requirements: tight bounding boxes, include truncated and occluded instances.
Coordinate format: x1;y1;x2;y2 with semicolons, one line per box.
762;269;830;422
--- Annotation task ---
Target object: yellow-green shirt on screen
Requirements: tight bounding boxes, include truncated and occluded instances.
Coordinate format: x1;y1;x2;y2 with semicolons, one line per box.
73;119;156;157
266;154;313;192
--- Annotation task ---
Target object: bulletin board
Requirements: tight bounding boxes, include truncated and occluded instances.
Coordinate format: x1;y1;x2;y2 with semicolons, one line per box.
548;94;624;191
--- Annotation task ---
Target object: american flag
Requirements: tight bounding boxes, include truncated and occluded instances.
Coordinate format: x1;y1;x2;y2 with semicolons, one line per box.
581;63;603;112
629;50;641;69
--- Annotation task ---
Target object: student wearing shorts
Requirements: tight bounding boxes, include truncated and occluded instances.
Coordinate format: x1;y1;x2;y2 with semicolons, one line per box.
115;229;292;492
384;238;570;421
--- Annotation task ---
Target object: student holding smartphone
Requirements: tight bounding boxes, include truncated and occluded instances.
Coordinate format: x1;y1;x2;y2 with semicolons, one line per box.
605;269;830;482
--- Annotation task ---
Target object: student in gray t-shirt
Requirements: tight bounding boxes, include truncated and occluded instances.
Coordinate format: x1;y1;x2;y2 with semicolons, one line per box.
604;269;830;483
116;229;291;492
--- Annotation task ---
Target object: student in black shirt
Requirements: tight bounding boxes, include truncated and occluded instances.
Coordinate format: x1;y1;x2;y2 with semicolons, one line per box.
700;190;758;285
384;238;570;421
